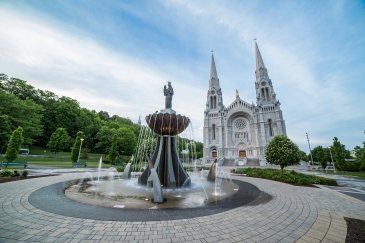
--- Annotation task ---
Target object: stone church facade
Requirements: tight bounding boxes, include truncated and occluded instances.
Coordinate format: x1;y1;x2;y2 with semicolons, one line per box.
203;43;286;166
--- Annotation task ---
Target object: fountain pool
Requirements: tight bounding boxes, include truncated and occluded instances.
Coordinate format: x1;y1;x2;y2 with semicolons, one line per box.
65;172;239;209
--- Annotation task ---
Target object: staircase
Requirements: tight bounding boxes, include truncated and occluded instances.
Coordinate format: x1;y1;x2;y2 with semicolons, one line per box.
222;158;236;166
246;158;260;166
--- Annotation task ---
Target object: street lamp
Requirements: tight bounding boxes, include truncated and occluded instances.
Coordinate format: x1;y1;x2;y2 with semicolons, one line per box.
77;138;84;163
306;132;314;167
328;146;334;166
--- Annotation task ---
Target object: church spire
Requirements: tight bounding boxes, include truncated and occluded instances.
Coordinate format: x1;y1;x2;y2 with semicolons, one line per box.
254;42;277;105
255;42;269;80
209;52;220;89
206;52;223;112
255;42;266;71
210;53;218;80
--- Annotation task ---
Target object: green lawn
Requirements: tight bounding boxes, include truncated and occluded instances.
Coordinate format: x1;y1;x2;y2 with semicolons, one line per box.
1;150;112;169
326;170;365;180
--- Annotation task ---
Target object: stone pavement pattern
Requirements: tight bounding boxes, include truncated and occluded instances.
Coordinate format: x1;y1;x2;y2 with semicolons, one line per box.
0;173;364;243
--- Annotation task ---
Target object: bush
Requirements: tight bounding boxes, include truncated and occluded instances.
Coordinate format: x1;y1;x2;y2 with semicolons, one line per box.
0;169;14;177
116;167;124;173
234;168;337;186
12;170;20;177
22;170;29;177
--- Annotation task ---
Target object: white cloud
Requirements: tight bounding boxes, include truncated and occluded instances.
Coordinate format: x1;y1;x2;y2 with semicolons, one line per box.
1;1;364;151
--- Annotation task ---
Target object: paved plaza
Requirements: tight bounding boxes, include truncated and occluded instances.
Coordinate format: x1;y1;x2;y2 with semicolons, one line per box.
1;172;365;243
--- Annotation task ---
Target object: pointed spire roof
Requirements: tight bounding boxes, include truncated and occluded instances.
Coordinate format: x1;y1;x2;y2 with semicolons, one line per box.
210;53;218;80
255;42;266;71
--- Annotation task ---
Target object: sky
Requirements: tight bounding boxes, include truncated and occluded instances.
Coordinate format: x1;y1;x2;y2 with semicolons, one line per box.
0;0;364;152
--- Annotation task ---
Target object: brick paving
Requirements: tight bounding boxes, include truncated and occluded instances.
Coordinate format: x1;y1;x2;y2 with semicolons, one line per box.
0;173;365;242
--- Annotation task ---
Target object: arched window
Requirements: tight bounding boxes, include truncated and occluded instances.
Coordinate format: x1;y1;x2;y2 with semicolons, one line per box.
268;119;273;136
265;87;270;101
212;124;216;140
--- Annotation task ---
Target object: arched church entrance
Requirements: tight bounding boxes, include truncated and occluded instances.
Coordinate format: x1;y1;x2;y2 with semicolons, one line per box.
212;149;217;158
237;143;247;158
239;150;246;158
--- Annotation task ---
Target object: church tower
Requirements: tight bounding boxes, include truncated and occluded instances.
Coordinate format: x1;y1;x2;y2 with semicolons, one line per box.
203;43;287;166
254;42;286;160
203;53;225;159
206;53;224;111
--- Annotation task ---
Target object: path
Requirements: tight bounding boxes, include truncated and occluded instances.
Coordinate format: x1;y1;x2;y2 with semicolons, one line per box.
0;172;364;242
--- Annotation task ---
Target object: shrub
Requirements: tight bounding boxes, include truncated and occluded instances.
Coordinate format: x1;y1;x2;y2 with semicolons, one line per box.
22;170;29;177
0;169;14;177
12;170;20;177
234;168;337;186
116;167;124;173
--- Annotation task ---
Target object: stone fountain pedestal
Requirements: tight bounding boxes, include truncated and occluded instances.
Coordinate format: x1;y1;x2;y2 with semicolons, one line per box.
138;108;191;188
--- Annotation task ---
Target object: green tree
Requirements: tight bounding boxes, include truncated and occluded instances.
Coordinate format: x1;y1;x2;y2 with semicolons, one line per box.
47;128;71;155
332;137;352;170
265;135;300;174
4;127;24;162
312;146;330;169
298;150;308;162
354;142;365;171
95;126;113;154
71;131;84;162
0;115;12;154
108;134;119;164
0;91;43;145
115;126;137;156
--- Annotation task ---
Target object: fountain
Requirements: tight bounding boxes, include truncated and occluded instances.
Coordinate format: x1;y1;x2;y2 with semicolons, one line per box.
138;81;191;188
27;81;270;222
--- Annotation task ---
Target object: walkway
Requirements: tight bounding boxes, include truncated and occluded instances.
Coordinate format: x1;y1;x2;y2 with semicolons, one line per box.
0;172;364;242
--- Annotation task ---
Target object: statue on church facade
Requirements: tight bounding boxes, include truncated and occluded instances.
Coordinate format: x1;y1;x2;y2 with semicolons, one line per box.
164;81;174;109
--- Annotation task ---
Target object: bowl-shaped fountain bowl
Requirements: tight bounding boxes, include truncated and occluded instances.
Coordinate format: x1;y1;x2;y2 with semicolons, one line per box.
146;112;190;135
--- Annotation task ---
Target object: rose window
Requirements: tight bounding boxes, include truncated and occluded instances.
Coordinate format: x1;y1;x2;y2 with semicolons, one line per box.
234;118;247;130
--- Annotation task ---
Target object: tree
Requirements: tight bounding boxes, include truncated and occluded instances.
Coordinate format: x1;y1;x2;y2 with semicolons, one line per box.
0;115;12;154
354;142;365;171
115;127;137;156
47;128;71;154
332;137;352;170
312;146;330;169
298;150;308;162
0;91;43;145
71;131;84;162
4;127;24;162
108;134;119;164
265;135;300;174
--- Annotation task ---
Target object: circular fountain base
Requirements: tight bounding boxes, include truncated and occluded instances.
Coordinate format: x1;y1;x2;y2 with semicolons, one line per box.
66;176;239;209
28;176;271;221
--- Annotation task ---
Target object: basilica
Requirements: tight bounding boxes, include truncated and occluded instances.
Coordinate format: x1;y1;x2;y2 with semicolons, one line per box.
203;43;286;166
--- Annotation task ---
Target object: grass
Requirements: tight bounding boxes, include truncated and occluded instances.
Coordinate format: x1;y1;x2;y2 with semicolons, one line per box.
234;167;338;186
0;151;114;169
325;170;365;180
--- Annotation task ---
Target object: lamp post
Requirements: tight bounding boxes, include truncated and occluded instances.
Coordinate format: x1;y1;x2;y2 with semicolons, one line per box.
328;146;334;166
306;132;314;167
77;138;84;163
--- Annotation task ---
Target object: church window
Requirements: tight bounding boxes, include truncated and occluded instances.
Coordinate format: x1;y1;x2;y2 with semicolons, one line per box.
234;118;247;130
265;87;270;101
261;88;265;101
212;124;216;140
210;96;218;109
268;119;273;136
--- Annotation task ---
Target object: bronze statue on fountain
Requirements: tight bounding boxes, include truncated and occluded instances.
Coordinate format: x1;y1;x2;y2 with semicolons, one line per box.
138;82;191;188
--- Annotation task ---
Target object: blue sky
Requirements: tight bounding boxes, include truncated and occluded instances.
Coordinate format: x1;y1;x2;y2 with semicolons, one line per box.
0;0;364;152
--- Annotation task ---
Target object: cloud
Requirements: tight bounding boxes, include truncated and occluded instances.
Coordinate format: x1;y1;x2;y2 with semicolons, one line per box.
1;1;364;151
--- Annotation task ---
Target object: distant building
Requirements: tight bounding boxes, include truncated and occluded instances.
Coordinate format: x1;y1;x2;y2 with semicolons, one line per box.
203;42;286;166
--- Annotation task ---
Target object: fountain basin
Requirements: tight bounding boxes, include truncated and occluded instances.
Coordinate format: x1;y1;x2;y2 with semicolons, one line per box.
29;177;271;221
146;112;190;136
